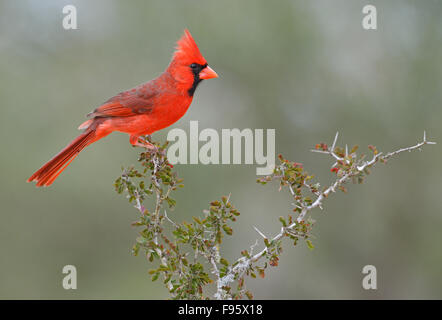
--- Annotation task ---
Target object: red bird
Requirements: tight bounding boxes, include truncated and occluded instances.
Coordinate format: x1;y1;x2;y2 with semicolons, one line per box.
28;29;218;187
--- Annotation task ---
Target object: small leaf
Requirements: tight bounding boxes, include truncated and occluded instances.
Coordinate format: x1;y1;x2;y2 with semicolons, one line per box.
220;258;229;266
222;224;233;236
264;238;270;247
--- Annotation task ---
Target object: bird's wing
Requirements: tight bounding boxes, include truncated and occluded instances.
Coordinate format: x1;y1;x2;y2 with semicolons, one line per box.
89;84;157;118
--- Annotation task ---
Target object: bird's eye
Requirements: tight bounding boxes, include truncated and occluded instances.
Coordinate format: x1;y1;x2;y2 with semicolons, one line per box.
190;63;197;69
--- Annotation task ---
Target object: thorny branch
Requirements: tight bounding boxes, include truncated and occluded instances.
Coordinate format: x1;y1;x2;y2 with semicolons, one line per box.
214;132;435;299
122;146;175;291
115;132;435;300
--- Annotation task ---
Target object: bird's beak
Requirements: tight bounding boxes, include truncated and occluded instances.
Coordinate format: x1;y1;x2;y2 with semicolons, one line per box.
199;66;218;79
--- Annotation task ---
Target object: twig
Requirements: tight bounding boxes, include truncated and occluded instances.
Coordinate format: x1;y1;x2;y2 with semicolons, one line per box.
214;132;435;299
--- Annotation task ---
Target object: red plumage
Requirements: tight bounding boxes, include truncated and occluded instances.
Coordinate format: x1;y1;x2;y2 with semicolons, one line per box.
28;29;218;187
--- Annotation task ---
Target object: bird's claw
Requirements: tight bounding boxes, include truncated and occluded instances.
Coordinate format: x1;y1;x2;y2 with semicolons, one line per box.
130;135;158;151
134;141;156;150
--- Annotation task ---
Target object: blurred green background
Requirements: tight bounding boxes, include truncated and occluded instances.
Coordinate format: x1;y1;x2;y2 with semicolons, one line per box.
1;0;441;299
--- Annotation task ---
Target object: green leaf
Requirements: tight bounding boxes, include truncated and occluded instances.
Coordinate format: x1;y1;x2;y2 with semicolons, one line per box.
220;258;229;266
166;197;176;208
164;274;171;284
222;224;233;236
264;238;270;247
132;243;140;256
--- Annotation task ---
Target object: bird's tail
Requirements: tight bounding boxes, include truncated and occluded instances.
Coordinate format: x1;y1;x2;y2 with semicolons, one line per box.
28;129;96;187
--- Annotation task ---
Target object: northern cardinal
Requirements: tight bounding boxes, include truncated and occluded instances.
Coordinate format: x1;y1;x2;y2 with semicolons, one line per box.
28;29;218;187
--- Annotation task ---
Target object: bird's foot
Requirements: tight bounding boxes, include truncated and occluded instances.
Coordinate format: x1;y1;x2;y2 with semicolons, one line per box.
130;136;156;150
135;141;157;151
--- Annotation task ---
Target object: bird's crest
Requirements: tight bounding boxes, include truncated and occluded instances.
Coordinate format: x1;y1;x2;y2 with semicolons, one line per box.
172;29;207;65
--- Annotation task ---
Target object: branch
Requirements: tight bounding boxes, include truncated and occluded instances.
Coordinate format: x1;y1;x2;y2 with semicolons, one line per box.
115;132;435;300
216;132;435;299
